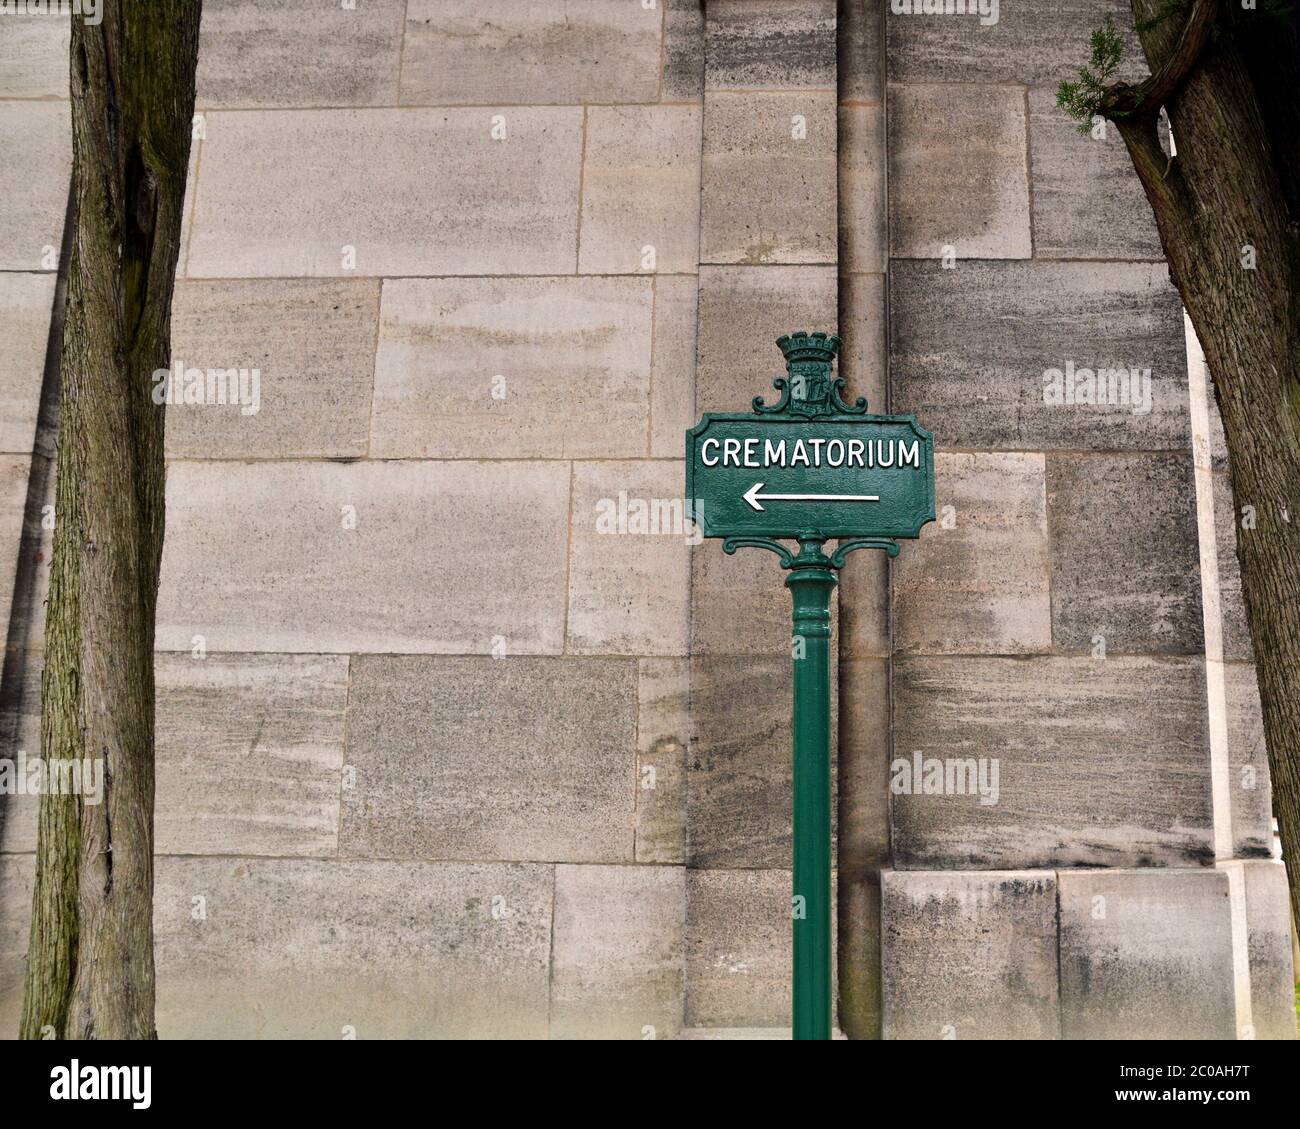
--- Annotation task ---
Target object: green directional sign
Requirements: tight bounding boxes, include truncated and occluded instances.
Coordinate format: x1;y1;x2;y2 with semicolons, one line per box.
685;331;935;1043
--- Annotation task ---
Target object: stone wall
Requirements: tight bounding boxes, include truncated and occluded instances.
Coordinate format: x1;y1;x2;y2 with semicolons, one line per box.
0;0;1292;1040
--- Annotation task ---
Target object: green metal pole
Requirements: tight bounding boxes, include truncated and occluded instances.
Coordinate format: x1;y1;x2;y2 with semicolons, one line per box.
786;537;836;1041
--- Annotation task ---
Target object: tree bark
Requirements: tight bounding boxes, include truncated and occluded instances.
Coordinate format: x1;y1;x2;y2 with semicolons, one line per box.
20;0;201;1040
1111;1;1300;922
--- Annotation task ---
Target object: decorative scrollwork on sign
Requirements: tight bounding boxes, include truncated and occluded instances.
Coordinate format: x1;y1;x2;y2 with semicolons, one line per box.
830;538;900;567
752;377;792;415
830;378;868;415
723;536;795;568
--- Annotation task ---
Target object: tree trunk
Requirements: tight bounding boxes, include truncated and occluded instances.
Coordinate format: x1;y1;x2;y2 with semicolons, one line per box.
1113;1;1300;922
20;1;201;1040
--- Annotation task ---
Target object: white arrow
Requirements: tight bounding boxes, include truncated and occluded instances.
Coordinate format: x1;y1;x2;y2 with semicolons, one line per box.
743;482;880;512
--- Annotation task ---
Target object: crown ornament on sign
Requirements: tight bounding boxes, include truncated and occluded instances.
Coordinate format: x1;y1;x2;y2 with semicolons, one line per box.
754;330;868;418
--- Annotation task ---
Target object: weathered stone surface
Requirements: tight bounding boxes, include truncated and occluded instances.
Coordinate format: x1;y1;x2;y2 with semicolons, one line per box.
839;0;883;104
1214;468;1253;662
168;279;378;458
0;273;54;455
1224;663;1276;859
890;260;1191;449
838;866;883;1039
701;92;837;266
688;656;797;868
886;0;1148;86
685;868;792;1027
0;12;68;99
400;0;663;105
1048;453;1203;654
186;108;582;277
696;265;837;410
892;656;1214;869
340;656;636;863
838;271;886;408
881;870;1059;1040
551;864;685;1039
0;102;69;271
663;0;706;101
637;658;689;864
1057;869;1235;1040
0;644;40;853
894;452;1051;654
705;0;837;90
691;535;799;655
650;275;698;458
580;105;701;275
888;84;1030;259
1241;861;1297;1041
0;854;34;1036
371;277;652;459
839;103;885;273
568;461;690;656
156;460;570;654
1028;86;1162;260
154;653;348;857
154;857;553;1038
196;0;404;108
838;541;889;657
838;658;890;870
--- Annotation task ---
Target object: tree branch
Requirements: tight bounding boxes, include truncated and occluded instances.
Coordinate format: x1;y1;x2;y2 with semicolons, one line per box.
1100;0;1219;119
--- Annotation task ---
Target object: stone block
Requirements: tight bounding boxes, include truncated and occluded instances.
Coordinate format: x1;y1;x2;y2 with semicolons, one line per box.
688;656;798;868
650;275;698;458
685;868;792;1027
704;0;837;90
886;0;1148;86
637;658;689;864
371;277;652;459
0;273;54;455
893;655;1214;868
196;0;404;108
567;460;690;656
156;460;570;654
838;657;890;870
0;854;34;1036
579;105;702;275
839;0;883;104
154;653;348;857
1241;860;1296;1041
339;656;636;863
1057;868;1235;1039
1048;452;1203;654
881;869;1059;1039
0;102;69;271
890;259;1190;450
0;13;68;100
663;0;706;101
550;864;685;1039
887;83;1030;260
154;857;553;1038
400;0;663;105
186;108;582;277
701;91;837;265
168;279;378;459
1028;85;1162;260
894;452;1051;654
696;265;837;410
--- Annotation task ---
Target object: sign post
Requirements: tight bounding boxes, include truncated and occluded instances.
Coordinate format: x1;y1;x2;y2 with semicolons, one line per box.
686;331;935;1040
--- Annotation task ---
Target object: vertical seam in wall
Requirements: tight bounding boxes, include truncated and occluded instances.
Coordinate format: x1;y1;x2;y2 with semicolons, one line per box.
363;278;384;459
396;0;411;104
574;106;589;275
656;0;667;102
1021;85;1035;258
1186;305;1252;1037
